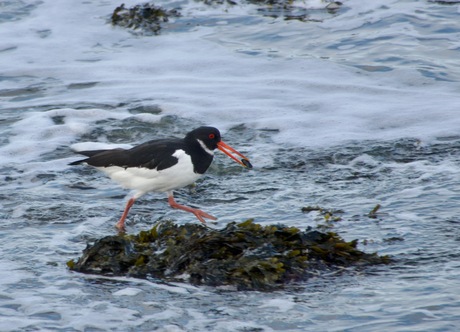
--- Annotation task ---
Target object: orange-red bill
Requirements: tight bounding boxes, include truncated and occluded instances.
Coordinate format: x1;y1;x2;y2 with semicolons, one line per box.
217;141;252;169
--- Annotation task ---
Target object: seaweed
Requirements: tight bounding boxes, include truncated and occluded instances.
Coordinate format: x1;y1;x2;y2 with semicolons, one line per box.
68;219;389;291
301;205;344;225
111;3;181;35
368;204;381;219
110;1;343;35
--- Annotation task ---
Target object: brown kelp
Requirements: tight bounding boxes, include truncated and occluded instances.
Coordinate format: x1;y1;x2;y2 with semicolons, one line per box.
68;219;389;290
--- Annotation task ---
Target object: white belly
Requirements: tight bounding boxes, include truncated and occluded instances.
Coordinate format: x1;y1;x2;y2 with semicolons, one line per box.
97;149;202;195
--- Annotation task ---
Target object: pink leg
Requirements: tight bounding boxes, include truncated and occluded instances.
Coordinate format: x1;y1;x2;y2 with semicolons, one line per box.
168;193;217;224
115;197;136;230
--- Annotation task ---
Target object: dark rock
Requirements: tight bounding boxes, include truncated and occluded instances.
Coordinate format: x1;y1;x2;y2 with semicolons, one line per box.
111;3;181;35
68;220;389;290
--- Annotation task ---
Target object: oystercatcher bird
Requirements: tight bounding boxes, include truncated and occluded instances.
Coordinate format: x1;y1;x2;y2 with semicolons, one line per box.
70;126;252;230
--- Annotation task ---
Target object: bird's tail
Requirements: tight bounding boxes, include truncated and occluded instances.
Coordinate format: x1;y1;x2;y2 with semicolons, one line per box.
68;149;109;166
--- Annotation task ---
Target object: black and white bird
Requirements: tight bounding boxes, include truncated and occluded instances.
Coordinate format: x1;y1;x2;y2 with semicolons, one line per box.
69;126;252;230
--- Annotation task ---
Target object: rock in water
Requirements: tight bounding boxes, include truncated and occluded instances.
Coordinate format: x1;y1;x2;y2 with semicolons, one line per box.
111;3;181;35
68;220;389;290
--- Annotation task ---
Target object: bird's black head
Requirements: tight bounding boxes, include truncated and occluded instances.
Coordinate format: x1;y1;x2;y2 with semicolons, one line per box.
186;126;222;151
186;126;252;169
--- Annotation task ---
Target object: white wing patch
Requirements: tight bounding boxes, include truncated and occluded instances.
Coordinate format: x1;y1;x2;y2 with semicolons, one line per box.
97;149;202;196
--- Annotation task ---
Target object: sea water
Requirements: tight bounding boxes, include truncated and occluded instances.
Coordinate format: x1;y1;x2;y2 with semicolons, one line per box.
1;0;460;331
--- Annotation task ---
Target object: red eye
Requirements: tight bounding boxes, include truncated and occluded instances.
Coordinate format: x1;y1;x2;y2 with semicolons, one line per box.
209;133;215;139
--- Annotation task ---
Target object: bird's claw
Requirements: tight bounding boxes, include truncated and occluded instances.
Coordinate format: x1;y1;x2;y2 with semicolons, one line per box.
193;209;217;224
115;221;127;233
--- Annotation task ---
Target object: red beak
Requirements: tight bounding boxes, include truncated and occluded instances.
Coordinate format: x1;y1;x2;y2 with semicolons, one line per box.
217;141;252;168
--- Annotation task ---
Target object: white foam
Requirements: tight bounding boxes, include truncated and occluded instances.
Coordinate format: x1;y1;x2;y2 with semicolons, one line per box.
113;287;143;296
1;1;459;164
0;108;131;165
71;142;133;152
259;297;296;312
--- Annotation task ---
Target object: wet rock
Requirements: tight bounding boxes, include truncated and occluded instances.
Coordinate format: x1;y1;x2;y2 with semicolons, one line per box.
111;3;181;35
428;0;460;4
110;1;343;35
326;2;343;13
68;220;389;290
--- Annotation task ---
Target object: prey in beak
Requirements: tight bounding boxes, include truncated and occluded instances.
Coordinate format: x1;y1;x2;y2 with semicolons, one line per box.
217;141;253;169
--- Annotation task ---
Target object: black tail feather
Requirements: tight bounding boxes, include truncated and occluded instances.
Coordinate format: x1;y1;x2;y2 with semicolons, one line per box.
69;149;110;166
69;148;132;167
69;159;86;166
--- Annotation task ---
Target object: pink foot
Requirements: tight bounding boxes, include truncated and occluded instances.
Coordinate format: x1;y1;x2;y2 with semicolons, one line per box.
168;194;217;224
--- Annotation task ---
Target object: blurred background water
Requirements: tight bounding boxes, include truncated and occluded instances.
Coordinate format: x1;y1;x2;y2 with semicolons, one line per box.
1;0;460;331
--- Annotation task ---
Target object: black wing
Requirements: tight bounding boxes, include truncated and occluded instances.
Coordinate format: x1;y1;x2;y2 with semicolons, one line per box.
69;139;184;171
